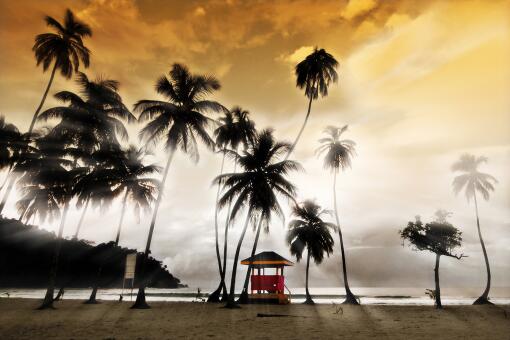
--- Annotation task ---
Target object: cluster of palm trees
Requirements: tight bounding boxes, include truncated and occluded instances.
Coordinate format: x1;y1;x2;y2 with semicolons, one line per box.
0;8;499;311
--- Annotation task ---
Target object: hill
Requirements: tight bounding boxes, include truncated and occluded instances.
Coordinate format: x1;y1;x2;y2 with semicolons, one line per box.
0;217;184;289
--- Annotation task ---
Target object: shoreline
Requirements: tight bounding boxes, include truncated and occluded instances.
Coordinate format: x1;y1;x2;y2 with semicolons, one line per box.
1;298;509;339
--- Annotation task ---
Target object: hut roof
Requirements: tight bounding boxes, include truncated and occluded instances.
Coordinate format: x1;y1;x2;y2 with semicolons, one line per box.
241;251;294;267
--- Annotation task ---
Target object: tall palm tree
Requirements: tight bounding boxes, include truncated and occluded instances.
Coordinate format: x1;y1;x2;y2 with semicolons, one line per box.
38;72;134;236
31;8;92;133
287;200;335;304
208;107;256;303
288;48;338;159
133;63;224;308
452;154;498;305
316;125;358;304
215;129;300;308
82;145;160;304
1;9;91;216
15;135;79;309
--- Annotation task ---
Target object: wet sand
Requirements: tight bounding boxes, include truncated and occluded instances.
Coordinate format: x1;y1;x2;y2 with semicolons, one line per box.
0;298;508;339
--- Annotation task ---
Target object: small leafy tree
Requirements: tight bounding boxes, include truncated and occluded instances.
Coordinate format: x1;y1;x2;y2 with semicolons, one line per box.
399;213;465;309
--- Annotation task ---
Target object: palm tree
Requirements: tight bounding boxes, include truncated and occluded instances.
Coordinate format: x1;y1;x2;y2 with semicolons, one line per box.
215;129;300;308
0;9;91;215
288;48;338;159
208;107;256;303
82;145;160;304
15;135;79;309
287;200;335;304
452;154;498;305
0;120;37;214
0;117;24;195
133;63;224;308
38;72;135;236
31;8;92;133
316;125;358;304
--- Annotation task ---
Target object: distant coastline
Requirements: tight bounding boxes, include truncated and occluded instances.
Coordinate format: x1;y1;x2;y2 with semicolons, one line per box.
0;217;184;289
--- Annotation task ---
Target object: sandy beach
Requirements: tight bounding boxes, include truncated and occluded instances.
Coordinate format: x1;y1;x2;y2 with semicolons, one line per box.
0;299;508;339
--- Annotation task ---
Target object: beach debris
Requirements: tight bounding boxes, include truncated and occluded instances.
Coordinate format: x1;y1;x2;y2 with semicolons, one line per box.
332;302;343;315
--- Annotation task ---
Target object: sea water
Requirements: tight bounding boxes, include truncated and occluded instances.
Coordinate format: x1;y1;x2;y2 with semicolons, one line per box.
2;287;509;305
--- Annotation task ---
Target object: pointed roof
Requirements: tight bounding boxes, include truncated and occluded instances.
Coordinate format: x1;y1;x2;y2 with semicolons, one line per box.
241;251;294;267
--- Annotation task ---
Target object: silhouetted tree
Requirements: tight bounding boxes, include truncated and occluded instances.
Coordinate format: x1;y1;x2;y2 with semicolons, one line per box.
15;135;80;309
288;48;338;158
452;154;498;305
316;125;358;304
31;8;92;133
0;117;27;194
0;120;37;215
39;72;135;235
215;129;300;308
133;63;224;308
2;9;92;218
400;213;465;309
286;200;335;304
208;107;256;303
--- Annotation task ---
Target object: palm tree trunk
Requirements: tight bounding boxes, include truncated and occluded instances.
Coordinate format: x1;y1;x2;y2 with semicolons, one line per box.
86;190;129;305
0;175;16;214
434;254;442;309
238;217;263;304
73;197;90;239
333;170;359;305
132;149;175;309
304;250;314;304
208;151;227;303
219;158;237;302
473;192;492;305
1;63;58;216
286;95;313;160
28;62;58;134
115;189;129;246
38;201;70;310
225;210;253;308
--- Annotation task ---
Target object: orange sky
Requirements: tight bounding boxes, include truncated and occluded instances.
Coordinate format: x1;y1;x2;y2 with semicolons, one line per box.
0;0;509;289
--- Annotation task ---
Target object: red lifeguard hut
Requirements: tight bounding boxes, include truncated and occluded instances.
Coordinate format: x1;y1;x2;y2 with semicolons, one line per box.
241;251;293;304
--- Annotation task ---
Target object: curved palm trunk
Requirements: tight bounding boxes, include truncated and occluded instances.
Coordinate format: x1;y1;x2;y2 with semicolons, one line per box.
225;210;252;309
333;170;359;305
304;250;314;304
0;64;58;216
238;217;263;304
38;201;70;310
472;192;492;305
73;197;90;239
434;254;442;309
132;149;175;309
115;189;129;245
29;62;58;134
208;151;227;303
286;96;313;160
219;158;238;302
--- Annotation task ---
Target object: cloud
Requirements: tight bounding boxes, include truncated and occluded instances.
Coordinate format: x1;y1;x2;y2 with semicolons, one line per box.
341;0;378;20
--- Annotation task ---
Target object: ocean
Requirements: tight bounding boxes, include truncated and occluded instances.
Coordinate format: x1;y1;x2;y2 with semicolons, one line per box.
2;286;509;305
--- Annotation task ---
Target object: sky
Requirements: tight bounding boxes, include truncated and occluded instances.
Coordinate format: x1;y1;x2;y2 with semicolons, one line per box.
0;0;509;292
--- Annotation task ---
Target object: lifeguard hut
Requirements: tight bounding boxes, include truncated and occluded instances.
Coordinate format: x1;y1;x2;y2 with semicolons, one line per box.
241;251;293;304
